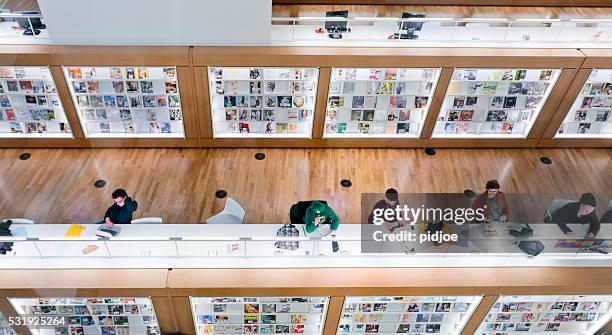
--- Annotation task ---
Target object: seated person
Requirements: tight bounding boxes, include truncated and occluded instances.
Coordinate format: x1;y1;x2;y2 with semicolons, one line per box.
104;188;138;227
470;179;509;223
552;192;600;238
303;201;340;237
367;188;404;231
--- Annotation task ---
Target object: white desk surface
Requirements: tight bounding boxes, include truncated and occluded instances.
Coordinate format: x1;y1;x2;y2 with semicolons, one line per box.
0;223;609;269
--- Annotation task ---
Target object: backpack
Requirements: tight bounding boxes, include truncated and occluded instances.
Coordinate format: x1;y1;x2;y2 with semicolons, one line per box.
275;224;300;250
517;240;545;256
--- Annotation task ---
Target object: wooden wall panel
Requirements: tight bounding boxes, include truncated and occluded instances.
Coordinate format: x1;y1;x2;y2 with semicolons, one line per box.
580;49;612;69
322;296;344;335
49;65;84;139
313;67;331;139
172;296;197;335
420;67;453;139
167;268;612;296
0;270;168;290
271;0;612;6
177;66;200;139
193;67;213;138
0;45;190;66
192;47;584;69
152;295;179;335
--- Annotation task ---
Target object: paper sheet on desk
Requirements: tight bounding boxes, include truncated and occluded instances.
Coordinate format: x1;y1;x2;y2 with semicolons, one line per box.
64;224;86;238
306;224;332;238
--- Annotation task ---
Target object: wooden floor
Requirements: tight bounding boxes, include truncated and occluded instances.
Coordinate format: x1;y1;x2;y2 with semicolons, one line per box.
0;148;610;224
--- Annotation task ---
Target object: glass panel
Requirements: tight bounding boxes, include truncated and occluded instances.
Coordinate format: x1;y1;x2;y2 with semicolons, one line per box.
324;68;440;138
0;310;17;335
209;67;319;138
190;296;329;335
63;66;185;138
0;66;71;138
8;297;161;335
556;68;612;138
477;295;612;335
338;296;482;335
433;68;561;138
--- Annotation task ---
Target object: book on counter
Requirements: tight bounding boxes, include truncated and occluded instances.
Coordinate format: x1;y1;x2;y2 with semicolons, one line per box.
95;224;122;238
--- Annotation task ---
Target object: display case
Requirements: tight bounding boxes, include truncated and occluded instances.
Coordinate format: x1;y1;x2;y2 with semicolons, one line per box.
556;68;612;138
190;296;329;335
433;68;561;138
0;66;71;138
476;295;612;335
63;66;185;138
209;67;319;138
337;296;482;335
8;297;161;335
324;68;440;138
0;310;16;335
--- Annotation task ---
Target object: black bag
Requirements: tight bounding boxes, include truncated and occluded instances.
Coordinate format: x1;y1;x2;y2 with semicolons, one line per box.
518;240;545;256
0;220;14;255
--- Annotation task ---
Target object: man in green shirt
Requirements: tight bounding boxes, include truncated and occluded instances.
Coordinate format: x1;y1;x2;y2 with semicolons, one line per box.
303;201;340;236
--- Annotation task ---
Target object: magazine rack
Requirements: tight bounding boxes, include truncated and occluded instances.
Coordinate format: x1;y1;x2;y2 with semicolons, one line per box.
0;66;71;138
190;296;328;335
475;295;612;334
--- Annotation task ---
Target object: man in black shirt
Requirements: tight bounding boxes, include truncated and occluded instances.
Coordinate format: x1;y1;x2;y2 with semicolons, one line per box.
104;188;138;227
551;192;600;238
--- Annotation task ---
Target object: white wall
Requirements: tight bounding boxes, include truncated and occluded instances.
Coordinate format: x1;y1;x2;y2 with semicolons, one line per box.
37;0;271;45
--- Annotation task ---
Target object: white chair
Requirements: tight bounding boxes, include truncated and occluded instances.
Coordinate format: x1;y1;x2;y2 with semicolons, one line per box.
4;218;35;224
206;197;245;224
131;217;163;224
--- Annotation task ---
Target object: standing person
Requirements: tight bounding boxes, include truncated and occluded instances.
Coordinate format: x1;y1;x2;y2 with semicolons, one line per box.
303;201;340;237
103;188;138;227
367;188;405;231
551;192;600;238
471;179;509;223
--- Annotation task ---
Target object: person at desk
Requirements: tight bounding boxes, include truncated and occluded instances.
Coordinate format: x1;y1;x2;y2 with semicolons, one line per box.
367;188;405;231
103;188;138;227
552;192;600;238
470;179;509;223
303;201;340;237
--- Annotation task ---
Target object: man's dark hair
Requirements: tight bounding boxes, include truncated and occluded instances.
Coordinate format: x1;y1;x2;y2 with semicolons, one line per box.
111;188;128;199
485;179;501;190
385;188;399;202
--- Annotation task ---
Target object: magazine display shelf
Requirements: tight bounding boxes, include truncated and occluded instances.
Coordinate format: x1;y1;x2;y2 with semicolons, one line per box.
190;296;328;335
0;66;71;138
476;295;612;335
555;68;612;139
337;296;481;335
432;68;561;139
209;67;319;138
8;297;161;335
324;68;440;138
0;45;606;147
63;66;185;138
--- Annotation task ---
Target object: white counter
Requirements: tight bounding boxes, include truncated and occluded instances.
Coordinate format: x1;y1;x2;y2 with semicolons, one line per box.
0;223;609;269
